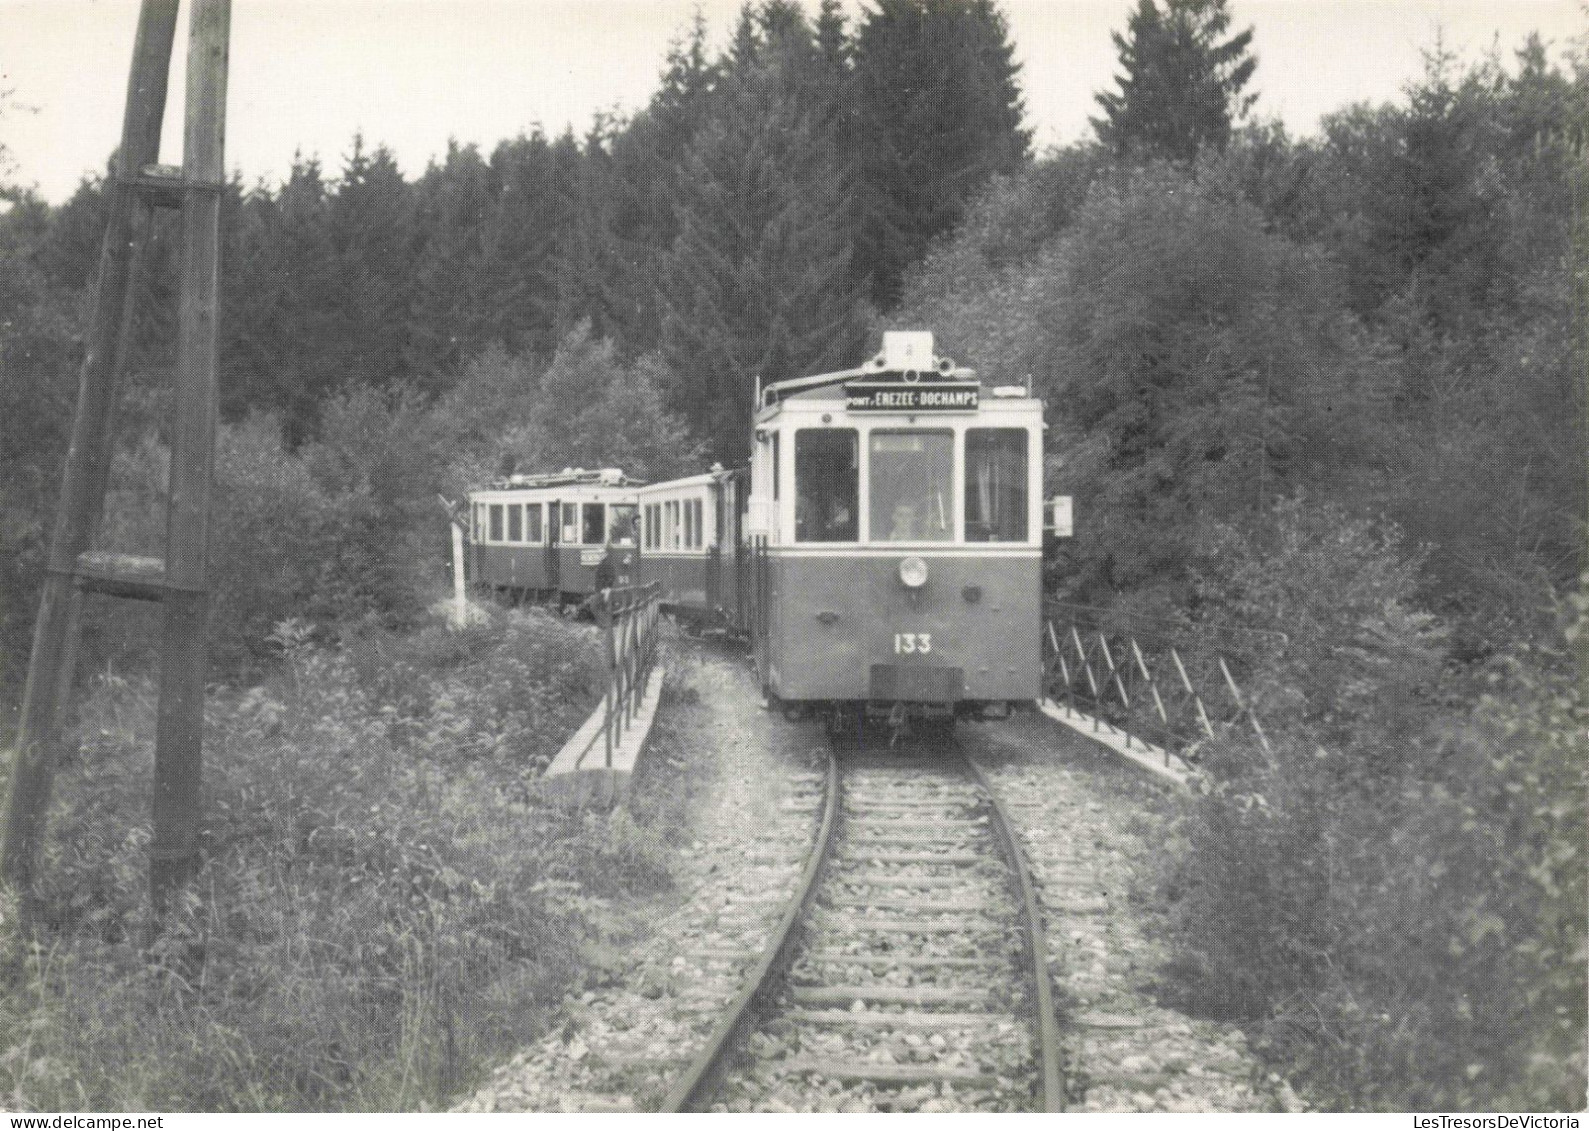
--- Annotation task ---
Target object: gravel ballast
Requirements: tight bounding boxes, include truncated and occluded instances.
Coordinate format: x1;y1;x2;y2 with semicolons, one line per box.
967;711;1295;1112
454;649;826;1113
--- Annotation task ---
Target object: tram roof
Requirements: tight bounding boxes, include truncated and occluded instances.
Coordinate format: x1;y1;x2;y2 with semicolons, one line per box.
473;467;646;493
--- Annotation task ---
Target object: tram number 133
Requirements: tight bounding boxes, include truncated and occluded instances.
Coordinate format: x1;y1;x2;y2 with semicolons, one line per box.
893;633;933;654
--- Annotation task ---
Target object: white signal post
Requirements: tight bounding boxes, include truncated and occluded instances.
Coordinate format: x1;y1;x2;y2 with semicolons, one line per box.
439;494;469;627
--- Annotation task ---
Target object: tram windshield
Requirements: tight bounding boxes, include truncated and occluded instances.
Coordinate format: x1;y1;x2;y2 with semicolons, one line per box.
965;428;1029;542
869;431;953;542
794;430;858;542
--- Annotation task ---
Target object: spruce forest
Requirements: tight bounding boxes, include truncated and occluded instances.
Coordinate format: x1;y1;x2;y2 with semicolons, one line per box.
0;0;1584;1114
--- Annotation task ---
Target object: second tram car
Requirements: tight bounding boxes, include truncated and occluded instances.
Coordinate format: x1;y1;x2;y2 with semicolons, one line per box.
745;332;1048;723
636;466;750;627
468;468;642;603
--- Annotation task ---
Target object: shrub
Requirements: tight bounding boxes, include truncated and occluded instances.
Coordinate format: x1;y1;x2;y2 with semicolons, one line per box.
1164;498;1445;1015
1337;590;1587;1109
0;605;676;1111
1163;500;1586;1110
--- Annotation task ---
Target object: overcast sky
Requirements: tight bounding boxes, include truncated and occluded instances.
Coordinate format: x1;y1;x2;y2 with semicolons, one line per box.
2;0;1583;203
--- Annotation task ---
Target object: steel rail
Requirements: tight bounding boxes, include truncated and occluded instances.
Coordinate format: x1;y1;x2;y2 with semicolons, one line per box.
659;739;840;1112
963;749;1067;1112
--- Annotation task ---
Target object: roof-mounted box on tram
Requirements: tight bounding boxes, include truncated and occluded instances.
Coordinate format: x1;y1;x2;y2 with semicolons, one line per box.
745;332;1068;719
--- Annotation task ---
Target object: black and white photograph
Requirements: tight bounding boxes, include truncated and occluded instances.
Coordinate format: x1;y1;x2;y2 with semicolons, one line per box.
0;0;1584;1118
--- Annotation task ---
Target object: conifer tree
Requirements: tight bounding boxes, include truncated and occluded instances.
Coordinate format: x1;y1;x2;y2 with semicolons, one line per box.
815;0;850;73
223;157;341;440
1092;0;1258;163
659;24;868;462
327;138;420;394
408;140;502;378
603;13;722;352
849;0;1029;309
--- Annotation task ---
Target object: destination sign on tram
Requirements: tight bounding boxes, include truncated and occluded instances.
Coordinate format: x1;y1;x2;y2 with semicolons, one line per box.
845;382;979;412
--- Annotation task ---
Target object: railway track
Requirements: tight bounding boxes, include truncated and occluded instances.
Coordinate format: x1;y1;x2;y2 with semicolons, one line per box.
664;727;1065;1113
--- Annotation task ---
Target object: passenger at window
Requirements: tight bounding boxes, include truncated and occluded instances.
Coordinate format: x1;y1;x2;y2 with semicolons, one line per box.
888;502;920;541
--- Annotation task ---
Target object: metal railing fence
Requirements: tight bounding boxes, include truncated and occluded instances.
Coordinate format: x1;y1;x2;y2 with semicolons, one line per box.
1043;601;1283;767
577;581;664;770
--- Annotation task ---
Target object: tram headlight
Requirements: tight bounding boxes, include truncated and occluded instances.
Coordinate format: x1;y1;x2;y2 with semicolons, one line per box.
899;556;929;589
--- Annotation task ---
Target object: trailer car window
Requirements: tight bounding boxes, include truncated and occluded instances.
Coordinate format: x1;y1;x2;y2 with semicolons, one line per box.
869;431;953;542
489;505;504;543
794;429;858;543
527;503;543;544
965;428;1029;542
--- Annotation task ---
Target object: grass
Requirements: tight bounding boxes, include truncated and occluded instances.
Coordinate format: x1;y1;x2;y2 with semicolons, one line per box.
0;603;694;1112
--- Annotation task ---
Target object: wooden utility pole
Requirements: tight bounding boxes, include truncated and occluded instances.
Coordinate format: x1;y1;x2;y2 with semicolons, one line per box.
152;0;230;898
0;0;231;907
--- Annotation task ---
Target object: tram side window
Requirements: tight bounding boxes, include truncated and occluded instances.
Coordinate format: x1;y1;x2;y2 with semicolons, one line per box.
692;498;705;548
965;428;1029;542
609;504;637;545
794;430;858;543
869;431;953;542
526;503;543;544
489;504;504;543
507;504;522;542
561;503;579;543
583;503;606;545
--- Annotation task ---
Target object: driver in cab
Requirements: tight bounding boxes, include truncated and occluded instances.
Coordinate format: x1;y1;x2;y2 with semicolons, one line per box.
888;501;920;541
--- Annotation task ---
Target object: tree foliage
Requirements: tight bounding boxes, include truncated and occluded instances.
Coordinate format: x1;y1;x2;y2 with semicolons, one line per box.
658;10;869;462
1093;0;1258;162
898;163;1383;612
446;324;703;488
1167;504;1585;1110
1291;42;1588;639
0;207;79;706
850;0;1029;307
